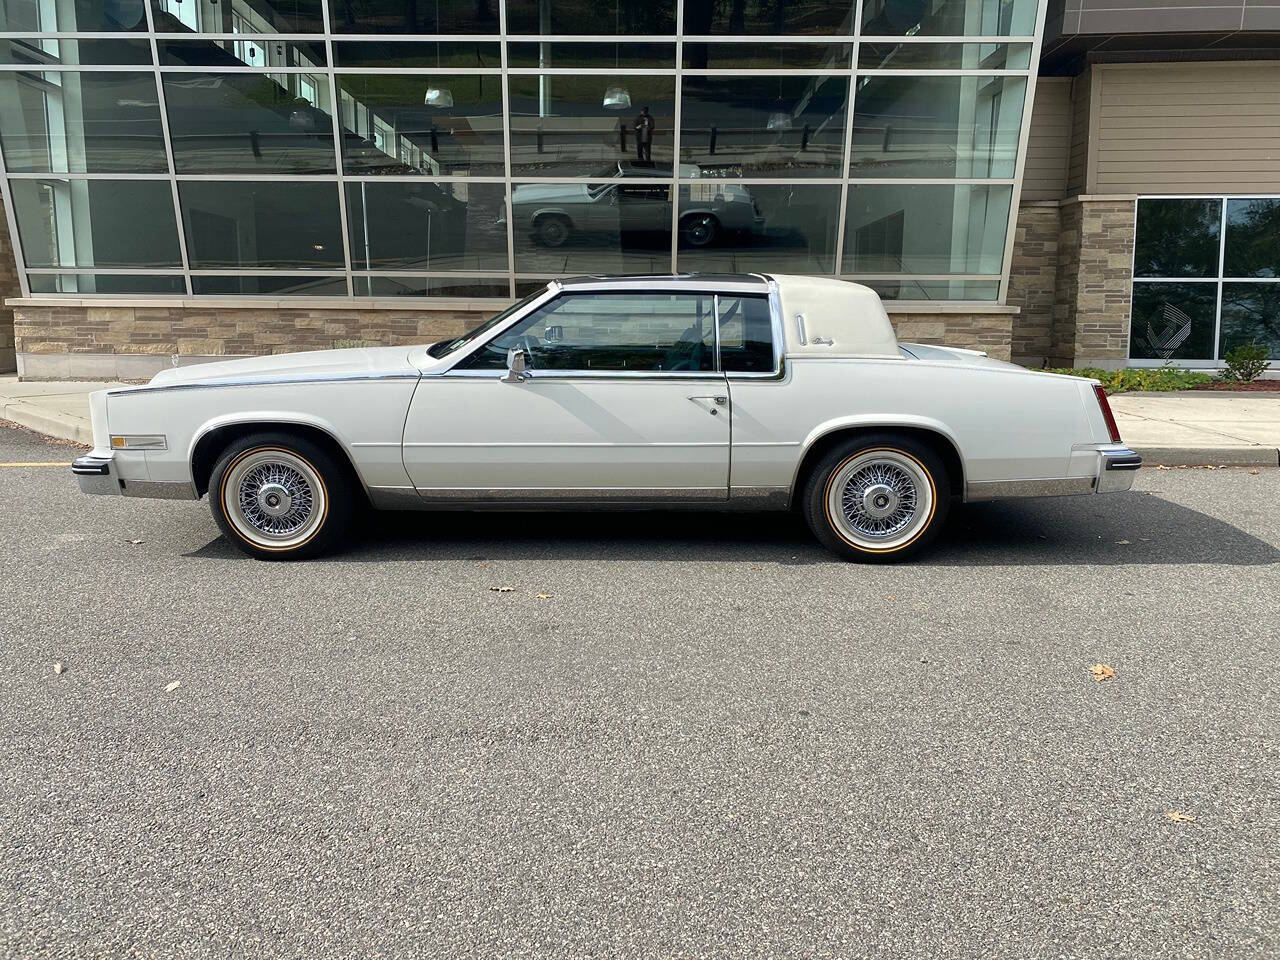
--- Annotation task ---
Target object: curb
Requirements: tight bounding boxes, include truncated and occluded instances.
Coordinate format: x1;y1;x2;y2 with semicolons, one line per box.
0;401;92;445
1130;444;1280;467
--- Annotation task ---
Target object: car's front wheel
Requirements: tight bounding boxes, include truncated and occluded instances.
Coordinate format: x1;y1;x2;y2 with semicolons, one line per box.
209;432;354;560
802;435;950;562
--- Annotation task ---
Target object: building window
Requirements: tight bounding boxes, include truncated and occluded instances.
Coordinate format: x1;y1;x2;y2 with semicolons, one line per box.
1;0;1037;301
1131;197;1280;363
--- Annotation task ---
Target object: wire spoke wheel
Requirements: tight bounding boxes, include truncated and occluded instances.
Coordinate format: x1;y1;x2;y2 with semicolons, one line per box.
825;449;934;552
221;448;327;551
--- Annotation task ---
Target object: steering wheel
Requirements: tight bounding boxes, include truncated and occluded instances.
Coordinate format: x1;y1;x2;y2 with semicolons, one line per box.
512;333;542;366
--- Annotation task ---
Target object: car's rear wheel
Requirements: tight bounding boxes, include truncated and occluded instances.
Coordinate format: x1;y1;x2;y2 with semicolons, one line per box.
534;215;572;247
680;213;719;248
209;432;354;560
802;435;950;562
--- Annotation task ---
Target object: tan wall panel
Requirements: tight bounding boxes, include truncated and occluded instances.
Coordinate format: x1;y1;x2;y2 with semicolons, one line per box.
1022;78;1072;201
1065;71;1092;195
1093;61;1280;194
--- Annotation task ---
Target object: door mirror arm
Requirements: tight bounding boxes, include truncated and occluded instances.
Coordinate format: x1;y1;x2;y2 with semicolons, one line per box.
501;346;530;383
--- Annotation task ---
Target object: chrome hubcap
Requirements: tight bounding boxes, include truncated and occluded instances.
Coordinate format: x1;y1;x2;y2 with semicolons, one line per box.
827;450;933;550
223;449;326;549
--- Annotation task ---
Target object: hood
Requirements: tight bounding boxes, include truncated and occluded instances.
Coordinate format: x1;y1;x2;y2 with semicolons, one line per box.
512;183;594;204
145;346;421;388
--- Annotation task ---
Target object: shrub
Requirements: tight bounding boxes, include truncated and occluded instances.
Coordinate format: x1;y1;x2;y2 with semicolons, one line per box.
1219;343;1271;383
1043;366;1214;394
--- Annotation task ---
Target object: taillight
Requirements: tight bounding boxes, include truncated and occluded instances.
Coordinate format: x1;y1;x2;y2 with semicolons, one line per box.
1093;384;1122;443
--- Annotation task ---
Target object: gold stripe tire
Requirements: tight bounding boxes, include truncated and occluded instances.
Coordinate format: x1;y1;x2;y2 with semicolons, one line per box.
208;432;355;561
802;434;950;563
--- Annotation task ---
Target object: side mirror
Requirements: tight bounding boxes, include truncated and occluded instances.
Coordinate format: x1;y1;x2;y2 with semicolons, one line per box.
501;346;529;383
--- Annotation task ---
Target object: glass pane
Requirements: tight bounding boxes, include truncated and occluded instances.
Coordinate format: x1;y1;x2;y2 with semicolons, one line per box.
861;278;1000;301
1129;282;1217;361
683;0;855;35
163;72;336;174
676;183;838;274
717;294;775;372
461;293;716;372
0;37;153;65
508;42;675;68
850;75;1025;179
858;41;1032;70
683;42;850;69
327;0;500;35
191;275;349;296
507;0;675;34
511;182;672;274
156;39;327;69
27;272;187;294
843;184;1012;274
1224;198;1280;279
860;0;1038;37
337;74;504;176
355;276;510;298
1220;283;1280;359
10;179;181;268
346;181;508;271
151;0;323;33
3;0;148;30
1134;198;1222;279
332;41;500;68
508;75;674;176
179;181;344;269
0;71;168;173
515;278;554;296
679;75;848;178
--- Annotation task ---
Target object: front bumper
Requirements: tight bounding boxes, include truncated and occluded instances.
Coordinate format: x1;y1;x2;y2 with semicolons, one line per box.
72;454;121;496
1096;447;1142;493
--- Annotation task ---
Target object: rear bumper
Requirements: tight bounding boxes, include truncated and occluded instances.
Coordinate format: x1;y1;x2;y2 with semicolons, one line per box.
1096;447;1142;493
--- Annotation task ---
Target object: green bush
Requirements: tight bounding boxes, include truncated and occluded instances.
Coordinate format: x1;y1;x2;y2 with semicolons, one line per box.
1219;343;1271;383
1043;366;1214;394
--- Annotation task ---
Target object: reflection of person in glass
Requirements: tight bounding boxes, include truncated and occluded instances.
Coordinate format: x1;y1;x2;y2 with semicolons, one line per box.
634;106;654;163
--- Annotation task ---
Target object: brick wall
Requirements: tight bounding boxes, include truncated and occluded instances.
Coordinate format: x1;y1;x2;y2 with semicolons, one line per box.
13;300;1016;378
1006;202;1062;368
0;194;19;373
1049;197;1135;368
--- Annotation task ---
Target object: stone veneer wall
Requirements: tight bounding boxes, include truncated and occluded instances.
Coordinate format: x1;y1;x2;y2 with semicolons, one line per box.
12;301;1015;379
1047;197;1136;369
0;194;19;372
1006;202;1063;368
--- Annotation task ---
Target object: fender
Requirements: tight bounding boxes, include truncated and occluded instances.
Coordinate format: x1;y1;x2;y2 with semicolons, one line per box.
790;413;967;494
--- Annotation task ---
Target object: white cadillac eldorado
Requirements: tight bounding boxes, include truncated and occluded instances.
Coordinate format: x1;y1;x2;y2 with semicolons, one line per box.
72;274;1141;561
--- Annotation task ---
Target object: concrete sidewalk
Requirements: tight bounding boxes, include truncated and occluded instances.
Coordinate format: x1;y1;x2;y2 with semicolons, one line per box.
1;375;1278;466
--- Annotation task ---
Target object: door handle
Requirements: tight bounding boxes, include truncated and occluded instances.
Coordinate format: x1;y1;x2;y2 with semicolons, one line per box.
688;395;727;405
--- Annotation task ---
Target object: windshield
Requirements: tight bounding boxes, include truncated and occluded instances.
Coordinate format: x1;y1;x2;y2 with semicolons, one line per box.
426;289;548;359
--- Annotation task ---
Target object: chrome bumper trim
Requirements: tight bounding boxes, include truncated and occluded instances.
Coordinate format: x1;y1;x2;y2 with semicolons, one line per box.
965;477;1096;501
73;455;121;496
121;479;200;501
1097;447;1142;493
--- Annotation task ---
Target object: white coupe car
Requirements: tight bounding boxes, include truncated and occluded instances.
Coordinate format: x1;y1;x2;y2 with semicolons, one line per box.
73;274;1141;561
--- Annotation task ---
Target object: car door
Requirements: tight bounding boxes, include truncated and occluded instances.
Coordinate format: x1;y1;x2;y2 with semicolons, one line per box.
402;290;730;501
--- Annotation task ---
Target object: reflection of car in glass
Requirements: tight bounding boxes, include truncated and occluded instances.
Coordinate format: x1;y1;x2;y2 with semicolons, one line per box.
510;163;763;249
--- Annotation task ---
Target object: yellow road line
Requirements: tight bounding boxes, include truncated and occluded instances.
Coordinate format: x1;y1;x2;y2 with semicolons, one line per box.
0;461;67;467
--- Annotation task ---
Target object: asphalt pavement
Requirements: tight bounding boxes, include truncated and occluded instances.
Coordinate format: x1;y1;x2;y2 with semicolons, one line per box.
1;422;1276;959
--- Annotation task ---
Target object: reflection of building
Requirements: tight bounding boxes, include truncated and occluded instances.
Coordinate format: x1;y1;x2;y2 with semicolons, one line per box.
0;0;1274;377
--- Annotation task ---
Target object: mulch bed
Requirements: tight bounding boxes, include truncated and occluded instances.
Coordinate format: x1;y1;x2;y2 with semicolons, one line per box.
1188;382;1280;393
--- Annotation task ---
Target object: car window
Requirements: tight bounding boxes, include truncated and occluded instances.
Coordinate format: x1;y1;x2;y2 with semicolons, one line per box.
717;295;776;373
459;292;717;373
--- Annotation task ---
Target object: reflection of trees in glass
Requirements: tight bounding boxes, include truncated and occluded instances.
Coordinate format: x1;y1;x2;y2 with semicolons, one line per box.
683;0;853;50
1220;283;1280;358
1224;199;1280;279
1128;282;1216;360
1133;198;1221;278
506;0;674;33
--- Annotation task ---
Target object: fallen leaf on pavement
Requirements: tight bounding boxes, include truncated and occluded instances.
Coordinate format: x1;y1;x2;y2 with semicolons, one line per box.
1155;465;1172;471
1090;663;1116;682
1115;539;1131;545
52;662;64;675
535;593;552;599
165;680;181;692
886;594;896;601
489;586;514;593
1166;810;1196;823
126;539;144;545
1250;469;1260;475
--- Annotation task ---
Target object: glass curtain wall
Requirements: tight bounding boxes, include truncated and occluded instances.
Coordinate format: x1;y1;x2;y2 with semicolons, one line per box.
0;0;1043;299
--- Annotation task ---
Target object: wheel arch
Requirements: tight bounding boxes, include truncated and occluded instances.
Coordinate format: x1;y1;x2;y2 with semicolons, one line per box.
790;420;966;505
189;416;370;501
